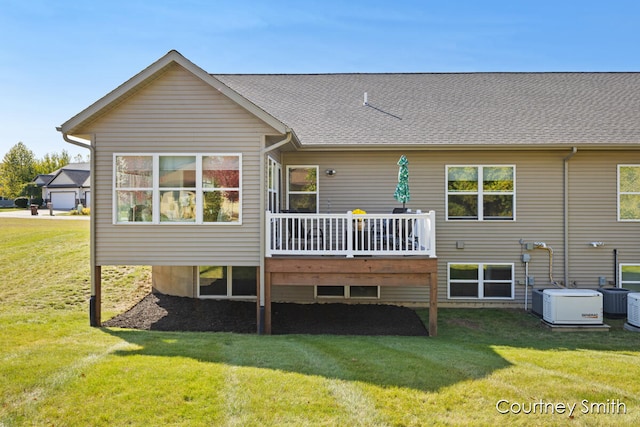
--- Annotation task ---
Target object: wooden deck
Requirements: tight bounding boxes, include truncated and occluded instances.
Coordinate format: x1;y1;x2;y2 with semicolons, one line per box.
263;256;438;336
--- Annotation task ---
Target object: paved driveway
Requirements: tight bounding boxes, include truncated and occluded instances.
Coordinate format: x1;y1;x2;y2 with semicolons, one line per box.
0;208;89;220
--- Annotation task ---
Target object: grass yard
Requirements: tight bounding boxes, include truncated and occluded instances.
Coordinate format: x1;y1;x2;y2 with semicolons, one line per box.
1;217;639;426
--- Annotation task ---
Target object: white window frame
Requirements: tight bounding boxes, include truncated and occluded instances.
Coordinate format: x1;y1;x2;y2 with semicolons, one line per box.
197;266;257;300
314;285;380;299
267;156;281;213
618;165;640;221
447;262;514;299
113;153;242;225
446;165;516;221
286;165;319;213
620;264;640;291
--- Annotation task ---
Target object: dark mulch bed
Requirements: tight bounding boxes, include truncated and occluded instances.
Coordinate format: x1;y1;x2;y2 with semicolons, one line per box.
103;293;428;336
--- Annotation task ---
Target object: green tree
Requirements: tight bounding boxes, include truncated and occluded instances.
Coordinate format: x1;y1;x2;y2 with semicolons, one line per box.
0;142;36;198
35;150;71;175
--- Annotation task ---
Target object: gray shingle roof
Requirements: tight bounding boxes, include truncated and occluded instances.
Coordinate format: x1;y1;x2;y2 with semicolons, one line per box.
214;72;640;147
46;169;90;188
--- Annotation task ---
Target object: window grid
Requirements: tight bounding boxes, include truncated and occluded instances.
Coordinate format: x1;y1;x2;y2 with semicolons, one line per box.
446;165;515;221
618;165;640;221
113;153;241;225
448;263;514;299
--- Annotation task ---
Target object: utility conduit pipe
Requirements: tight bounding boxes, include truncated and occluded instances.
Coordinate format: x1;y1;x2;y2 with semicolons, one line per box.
534;242;561;287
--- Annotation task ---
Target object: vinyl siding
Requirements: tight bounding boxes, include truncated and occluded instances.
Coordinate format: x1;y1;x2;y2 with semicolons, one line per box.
281;150;569;305
76;62;280;266
567;150;640;287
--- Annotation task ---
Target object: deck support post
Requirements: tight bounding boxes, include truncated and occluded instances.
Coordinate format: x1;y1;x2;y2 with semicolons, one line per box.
90;265;102;327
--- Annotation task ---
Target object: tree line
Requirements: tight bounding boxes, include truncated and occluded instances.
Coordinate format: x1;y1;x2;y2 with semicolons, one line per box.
0;142;88;199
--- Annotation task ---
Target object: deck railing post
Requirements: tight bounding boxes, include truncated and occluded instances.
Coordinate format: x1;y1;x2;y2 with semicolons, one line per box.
346;211;354;258
428;210;436;257
265;211;273;257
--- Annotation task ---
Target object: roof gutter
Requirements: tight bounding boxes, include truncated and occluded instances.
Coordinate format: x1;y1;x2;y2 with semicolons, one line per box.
563;147;578;286
57;128;99;326
261;131;293;154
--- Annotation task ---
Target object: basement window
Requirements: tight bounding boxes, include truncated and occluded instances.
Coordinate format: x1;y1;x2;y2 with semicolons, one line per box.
448;263;514;299
620;264;640;292
198;266;256;298
315;286;380;299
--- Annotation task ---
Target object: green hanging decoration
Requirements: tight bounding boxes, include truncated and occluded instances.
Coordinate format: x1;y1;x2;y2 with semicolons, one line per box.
393;155;410;208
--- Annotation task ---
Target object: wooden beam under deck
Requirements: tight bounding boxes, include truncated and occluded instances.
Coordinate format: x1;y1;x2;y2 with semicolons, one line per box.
264;257;438;337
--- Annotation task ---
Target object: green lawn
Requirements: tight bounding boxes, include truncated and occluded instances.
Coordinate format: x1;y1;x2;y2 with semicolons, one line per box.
1;218;639;426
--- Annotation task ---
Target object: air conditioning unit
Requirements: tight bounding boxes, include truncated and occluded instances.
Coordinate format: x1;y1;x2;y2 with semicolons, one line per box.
628;293;640;328
543;289;603;325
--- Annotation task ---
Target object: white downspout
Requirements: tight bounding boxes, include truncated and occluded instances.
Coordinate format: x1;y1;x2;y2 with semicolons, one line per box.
563;147;577;286
57;129;97;324
258;132;292;333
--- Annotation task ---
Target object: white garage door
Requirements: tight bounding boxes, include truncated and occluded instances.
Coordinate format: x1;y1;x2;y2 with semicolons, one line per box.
51;192;76;210
84;191;90;207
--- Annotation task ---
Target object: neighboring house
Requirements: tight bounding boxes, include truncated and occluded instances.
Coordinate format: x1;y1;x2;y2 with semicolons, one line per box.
58;50;640;334
34;163;90;210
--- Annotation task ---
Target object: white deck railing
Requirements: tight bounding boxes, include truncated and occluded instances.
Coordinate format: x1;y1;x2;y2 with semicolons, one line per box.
266;210;436;258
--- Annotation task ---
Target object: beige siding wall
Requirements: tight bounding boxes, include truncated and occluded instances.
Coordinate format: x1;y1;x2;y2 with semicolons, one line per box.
568;150;640;287
282;150;572;305
77;63;279;266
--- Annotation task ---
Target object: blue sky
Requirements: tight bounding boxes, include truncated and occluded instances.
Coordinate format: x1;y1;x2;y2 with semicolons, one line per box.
2;0;640;159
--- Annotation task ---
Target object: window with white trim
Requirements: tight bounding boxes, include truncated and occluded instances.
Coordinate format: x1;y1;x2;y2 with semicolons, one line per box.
287;165;318;213
114;153;241;224
448;263;514;299
315;286;380;299
447;165;515;220
198;266;257;298
268;156;281;213
618;165;640;221
620;264;640;292
115;155;153;223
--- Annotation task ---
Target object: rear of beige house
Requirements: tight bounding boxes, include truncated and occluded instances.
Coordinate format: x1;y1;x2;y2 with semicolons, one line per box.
59;50;640;328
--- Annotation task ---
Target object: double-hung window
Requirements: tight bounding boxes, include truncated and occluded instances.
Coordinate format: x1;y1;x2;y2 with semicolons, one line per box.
447;165;515;220
115;155;154;223
448;263;514;299
114;153;241;224
287;165;318;212
618;165;640;221
160;156;196;223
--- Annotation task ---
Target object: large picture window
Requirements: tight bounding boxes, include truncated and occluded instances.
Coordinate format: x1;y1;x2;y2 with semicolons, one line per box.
448;263;514;299
287;166;318;213
447;165;515;220
618;165;640;221
114;153;241;224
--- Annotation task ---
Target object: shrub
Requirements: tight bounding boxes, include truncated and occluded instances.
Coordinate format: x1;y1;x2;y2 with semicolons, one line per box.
14;197;29;208
32;197;43;207
70;207;91;216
